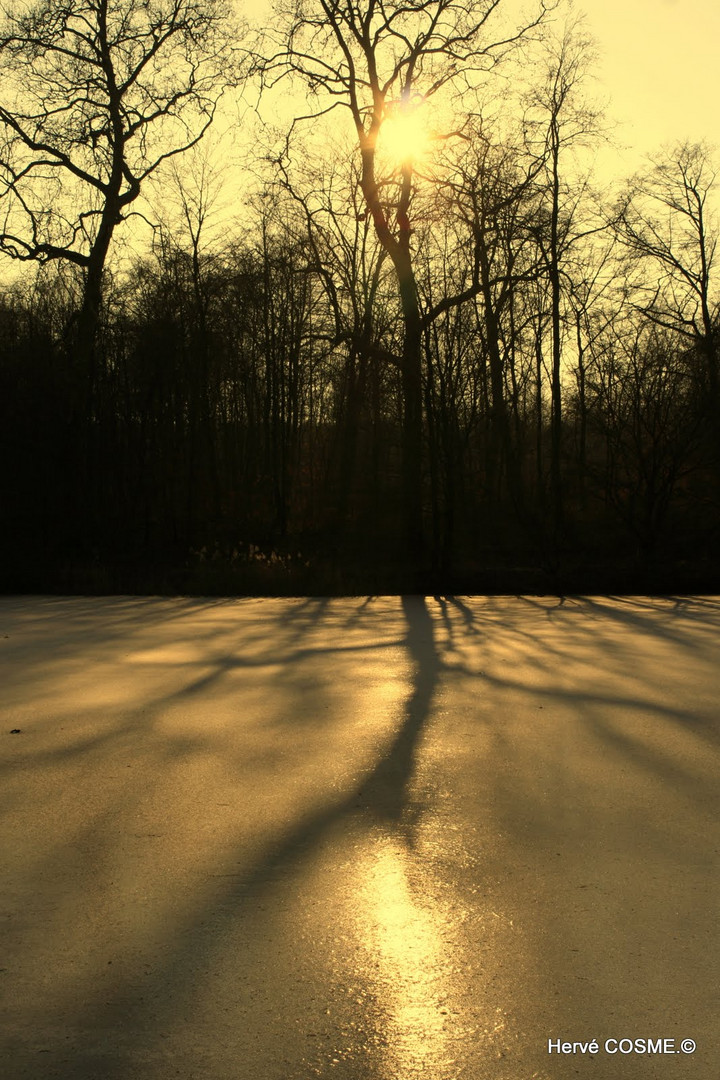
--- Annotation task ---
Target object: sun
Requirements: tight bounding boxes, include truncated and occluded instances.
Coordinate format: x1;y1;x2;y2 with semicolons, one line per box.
380;99;433;166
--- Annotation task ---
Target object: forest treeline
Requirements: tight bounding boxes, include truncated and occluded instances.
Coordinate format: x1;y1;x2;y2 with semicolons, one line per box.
2;143;718;594
0;0;718;594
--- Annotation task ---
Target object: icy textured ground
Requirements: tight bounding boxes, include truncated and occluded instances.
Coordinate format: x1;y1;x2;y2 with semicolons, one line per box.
1;595;719;1079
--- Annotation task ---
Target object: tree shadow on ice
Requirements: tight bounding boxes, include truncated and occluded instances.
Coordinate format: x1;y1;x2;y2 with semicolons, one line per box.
1;595;441;1080
351;594;437;825
5;594;720;1080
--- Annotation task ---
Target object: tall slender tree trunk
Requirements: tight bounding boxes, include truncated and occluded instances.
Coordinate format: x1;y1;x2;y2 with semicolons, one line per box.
575;308;587;497
398;260;424;561
535;314;545;509
335;344;365;533
71;208;117;550
360;142;425;568
478;237;523;513
549;120;563;544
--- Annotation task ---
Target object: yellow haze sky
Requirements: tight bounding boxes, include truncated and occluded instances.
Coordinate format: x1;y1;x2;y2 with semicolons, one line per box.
5;0;717;278
242;0;720;181
583;0;720;165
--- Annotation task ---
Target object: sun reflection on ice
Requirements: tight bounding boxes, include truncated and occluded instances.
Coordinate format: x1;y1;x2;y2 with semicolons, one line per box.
354;832;460;1079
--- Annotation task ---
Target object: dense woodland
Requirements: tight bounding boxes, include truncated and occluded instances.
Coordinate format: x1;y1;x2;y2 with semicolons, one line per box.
0;0;718;594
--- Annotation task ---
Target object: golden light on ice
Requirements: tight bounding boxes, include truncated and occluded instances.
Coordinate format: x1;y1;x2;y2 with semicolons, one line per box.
355;834;455;1076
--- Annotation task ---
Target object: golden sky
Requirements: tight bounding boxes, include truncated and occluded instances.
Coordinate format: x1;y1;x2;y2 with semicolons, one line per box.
581;0;720;166
243;0;720;180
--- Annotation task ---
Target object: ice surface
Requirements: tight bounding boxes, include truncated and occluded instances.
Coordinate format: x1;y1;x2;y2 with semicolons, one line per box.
1;595;718;1079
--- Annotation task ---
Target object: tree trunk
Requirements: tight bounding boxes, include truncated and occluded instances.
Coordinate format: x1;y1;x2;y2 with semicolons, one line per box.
398;262;424;562
360;144;424;567
549;122;563;544
478;239;523;514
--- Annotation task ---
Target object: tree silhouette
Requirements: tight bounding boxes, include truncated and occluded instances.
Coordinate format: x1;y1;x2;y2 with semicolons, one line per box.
261;0;549;562
0;0;242;408
614;142;719;452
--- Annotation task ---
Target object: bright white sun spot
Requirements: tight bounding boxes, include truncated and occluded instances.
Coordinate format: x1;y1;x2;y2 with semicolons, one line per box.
380;102;432;165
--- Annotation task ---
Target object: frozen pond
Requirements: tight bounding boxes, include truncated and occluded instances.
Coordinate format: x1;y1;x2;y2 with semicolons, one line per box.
1;595;719;1079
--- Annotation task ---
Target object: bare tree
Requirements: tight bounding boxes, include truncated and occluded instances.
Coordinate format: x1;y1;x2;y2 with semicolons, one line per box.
587;325;700;562
524;12;604;540
0;0;242;402
613;141;719;476
261;0;548;559
565;234;616;484
439;127;541;511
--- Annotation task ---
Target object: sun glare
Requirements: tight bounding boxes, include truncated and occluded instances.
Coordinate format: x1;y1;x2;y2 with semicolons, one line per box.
380;101;432;166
